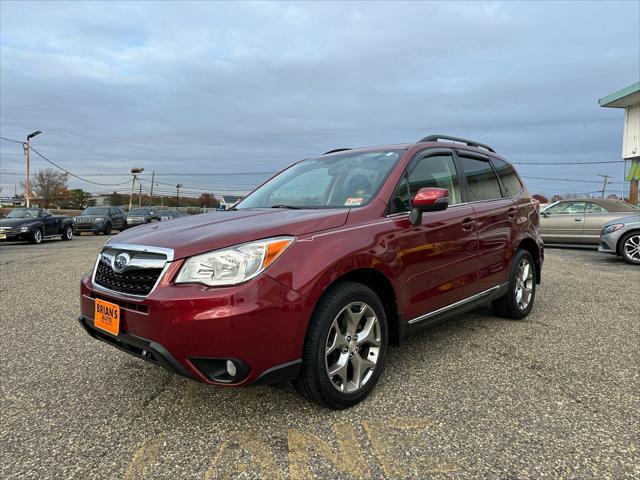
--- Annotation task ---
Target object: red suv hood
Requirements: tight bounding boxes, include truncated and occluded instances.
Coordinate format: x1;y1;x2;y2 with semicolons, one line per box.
109;208;349;259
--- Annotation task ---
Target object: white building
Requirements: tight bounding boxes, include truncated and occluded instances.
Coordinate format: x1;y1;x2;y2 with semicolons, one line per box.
599;81;640;205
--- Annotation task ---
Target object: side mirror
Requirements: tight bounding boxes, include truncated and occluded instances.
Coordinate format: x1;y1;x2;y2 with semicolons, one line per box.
409;188;449;226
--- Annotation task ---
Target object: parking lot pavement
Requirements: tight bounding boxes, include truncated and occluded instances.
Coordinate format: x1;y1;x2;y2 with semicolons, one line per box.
1;237;638;480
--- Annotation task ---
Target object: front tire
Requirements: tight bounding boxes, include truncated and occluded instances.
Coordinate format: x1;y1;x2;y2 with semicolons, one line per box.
61;225;73;241
294;281;388;409
620;232;640;265
29;228;43;245
492;249;536;319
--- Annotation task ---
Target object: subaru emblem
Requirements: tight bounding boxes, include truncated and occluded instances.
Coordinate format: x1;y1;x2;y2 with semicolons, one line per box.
112;252;131;273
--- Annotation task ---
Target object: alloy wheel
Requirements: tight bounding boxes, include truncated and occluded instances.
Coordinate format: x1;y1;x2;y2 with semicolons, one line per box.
34;229;42;243
623;234;640;262
514;259;534;310
325;301;381;393
66;227;73;240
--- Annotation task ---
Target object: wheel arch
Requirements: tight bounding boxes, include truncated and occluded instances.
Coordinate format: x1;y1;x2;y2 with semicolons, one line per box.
312;267;401;346
517;237;542;284
617;228;640;256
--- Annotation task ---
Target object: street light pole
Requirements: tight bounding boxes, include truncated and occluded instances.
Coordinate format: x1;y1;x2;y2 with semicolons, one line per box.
24;131;42;207
176;184;183;209
128;167;144;212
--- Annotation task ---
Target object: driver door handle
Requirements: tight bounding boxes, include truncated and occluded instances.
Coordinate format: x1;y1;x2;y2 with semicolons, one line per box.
461;217;475;231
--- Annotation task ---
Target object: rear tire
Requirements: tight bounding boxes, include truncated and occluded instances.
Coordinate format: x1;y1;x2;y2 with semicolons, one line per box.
492;249;536;319
294;281;388;409
29;228;43;245
103;222;112;235
619;232;640;265
61;225;73;241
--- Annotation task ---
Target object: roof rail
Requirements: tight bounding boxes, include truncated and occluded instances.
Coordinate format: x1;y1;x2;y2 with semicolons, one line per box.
418;134;495;153
323;148;352;155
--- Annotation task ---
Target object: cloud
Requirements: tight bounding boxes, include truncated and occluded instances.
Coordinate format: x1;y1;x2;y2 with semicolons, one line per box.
1;0;638;197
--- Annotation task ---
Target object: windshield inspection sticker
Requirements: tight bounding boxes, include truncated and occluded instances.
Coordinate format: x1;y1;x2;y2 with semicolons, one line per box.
345;197;364;206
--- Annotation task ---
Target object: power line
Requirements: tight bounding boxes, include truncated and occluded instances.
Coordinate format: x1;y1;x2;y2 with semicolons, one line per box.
0;136;23;144
521;175;621;184
28;146;134;187
513;160;624;165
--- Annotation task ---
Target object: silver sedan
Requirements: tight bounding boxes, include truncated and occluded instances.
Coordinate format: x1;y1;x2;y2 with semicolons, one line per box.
598;215;640;265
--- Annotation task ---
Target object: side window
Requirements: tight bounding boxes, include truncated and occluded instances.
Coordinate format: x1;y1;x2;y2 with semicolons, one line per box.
458;156;503;202
544;202;587;215
491;158;523;197
389;154;461;214
585;202;607;213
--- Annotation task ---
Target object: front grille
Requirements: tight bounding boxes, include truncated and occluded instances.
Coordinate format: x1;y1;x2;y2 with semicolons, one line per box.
94;261;163;296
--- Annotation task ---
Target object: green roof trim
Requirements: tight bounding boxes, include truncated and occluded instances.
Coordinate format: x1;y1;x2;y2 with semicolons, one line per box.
598;82;640;107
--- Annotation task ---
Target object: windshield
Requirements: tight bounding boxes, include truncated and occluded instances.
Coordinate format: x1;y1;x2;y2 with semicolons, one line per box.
129;208;149;215
237;149;403;209
82;207;109;215
7;208;41;218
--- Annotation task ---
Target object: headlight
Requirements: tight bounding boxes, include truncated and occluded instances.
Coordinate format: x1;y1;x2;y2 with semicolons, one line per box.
20;223;37;232
602;223;624;234
175;236;294;286
93;217;104;223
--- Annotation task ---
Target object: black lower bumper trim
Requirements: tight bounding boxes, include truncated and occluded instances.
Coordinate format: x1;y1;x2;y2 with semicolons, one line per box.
253;359;302;386
78;315;194;380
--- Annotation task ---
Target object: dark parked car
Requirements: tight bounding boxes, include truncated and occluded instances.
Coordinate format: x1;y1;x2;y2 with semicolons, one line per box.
79;134;543;409
125;207;160;228
0;208;74;244
74;206;126;235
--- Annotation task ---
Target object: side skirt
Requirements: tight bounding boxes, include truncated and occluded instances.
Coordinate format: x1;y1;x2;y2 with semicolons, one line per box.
403;283;508;336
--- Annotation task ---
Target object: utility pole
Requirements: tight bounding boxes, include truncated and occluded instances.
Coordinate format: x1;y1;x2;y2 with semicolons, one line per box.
138;183;142;206
149;171;155;206
128;167;144;212
23;131;42;207
176;184;183;208
598;174;613;198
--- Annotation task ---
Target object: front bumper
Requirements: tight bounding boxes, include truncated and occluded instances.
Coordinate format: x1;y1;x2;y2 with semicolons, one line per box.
0;232;28;241
598;231;621;255
79;270;308;386
75;223;102;233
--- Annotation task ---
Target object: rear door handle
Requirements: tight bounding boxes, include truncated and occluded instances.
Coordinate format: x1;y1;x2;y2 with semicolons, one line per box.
574;218;582;222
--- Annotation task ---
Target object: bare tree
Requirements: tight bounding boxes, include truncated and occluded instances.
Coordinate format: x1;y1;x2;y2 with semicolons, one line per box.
23;168;69;207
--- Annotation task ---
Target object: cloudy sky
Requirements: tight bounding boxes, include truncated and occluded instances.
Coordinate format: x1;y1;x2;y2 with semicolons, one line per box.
1;0;638;199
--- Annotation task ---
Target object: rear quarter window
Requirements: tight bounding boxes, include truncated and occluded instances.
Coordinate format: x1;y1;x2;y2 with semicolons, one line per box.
491;158;523;197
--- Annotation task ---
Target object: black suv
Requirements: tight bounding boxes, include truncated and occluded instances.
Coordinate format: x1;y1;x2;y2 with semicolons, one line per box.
74;207;126;235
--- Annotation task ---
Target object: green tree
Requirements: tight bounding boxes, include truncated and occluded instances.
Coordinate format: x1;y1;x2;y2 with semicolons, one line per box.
65;189;96;209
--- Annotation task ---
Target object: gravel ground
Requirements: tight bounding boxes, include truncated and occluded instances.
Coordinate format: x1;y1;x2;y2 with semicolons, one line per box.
1;235;638;479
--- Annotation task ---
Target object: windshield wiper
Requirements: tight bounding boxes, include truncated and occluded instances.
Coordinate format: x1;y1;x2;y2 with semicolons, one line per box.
271;204;302;210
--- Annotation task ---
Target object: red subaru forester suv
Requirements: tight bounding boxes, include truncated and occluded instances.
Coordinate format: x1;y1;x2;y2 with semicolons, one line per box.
79;135;543;409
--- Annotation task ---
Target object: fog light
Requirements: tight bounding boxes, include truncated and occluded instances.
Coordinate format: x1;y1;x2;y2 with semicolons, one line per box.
226;360;237;377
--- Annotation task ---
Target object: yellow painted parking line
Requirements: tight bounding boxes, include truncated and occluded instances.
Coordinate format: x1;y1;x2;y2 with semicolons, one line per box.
123;437;163;480
203;431;284;480
288;424;367;480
